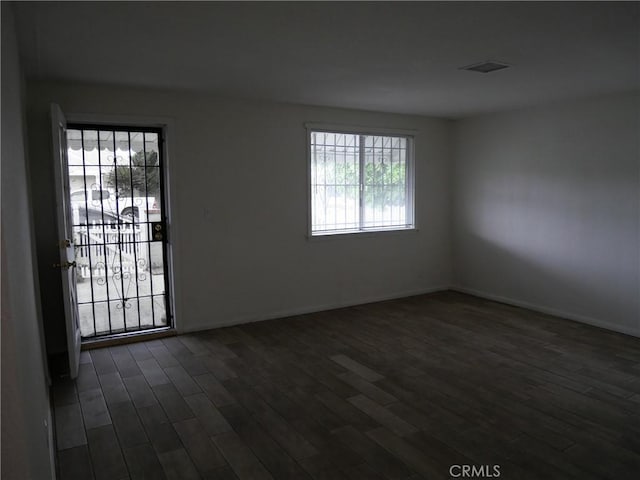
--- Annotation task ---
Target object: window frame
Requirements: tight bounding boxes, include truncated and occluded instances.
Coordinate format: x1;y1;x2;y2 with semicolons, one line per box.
306;123;416;237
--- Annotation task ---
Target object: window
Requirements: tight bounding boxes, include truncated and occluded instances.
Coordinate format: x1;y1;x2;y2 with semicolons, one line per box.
309;128;414;235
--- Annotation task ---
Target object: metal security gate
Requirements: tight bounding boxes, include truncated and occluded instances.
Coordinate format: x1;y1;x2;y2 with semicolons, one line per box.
66;124;172;339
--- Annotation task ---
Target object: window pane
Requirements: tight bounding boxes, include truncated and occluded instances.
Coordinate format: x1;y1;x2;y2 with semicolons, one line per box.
362;135;408;229
310;130;412;234
310;131;360;232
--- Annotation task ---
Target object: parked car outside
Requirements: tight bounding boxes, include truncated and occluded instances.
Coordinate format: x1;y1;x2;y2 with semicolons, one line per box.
75;205;130;226
115;196;158;219
70;189;157;220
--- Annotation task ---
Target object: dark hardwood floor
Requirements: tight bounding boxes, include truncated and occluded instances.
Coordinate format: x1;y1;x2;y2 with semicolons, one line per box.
52;291;640;480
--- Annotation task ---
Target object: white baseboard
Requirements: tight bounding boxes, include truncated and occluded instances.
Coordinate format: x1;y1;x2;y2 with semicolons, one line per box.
180;285;450;333
46;407;56;480
451;286;640;338
178;284;640;339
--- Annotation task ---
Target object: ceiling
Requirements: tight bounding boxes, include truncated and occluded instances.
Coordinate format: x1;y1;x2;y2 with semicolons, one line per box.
12;1;640;119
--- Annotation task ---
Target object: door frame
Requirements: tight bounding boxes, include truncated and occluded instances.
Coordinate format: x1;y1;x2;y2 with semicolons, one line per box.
51;104;81;377
64;112;181;338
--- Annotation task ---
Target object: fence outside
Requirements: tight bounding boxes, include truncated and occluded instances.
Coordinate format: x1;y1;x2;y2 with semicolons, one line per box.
74;222;146;280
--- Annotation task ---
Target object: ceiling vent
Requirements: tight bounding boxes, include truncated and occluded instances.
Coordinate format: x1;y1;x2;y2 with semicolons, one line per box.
460;61;511;73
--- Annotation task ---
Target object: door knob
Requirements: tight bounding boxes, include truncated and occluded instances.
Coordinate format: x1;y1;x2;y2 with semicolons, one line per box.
53;261;76;269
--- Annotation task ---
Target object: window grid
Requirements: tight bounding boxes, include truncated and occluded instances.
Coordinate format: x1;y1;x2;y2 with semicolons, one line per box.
310;130;413;235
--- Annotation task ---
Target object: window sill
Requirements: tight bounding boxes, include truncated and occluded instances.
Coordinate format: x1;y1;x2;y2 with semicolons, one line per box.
307;227;418;241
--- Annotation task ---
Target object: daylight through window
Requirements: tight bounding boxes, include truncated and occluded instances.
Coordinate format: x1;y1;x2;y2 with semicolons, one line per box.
310;130;414;235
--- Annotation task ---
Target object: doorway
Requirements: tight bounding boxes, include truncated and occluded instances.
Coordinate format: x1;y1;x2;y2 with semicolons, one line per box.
66;124;172;339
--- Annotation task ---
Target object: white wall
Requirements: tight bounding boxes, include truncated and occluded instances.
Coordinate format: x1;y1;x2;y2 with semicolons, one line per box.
27;82;452;336
453;92;640;336
1;4;55;479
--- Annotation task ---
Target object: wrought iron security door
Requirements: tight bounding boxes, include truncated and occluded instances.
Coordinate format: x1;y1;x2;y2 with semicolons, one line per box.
66;125;172;339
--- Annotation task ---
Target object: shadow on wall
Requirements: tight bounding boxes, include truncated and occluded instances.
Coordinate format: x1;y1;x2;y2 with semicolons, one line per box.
456;231;639;336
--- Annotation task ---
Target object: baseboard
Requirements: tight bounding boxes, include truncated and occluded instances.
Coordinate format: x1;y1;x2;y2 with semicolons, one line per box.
179;284;639;339
180;285;450;333
46;406;56;480
451;286;640;338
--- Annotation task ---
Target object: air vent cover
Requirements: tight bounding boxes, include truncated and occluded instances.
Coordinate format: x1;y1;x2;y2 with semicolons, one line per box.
461;61;511;73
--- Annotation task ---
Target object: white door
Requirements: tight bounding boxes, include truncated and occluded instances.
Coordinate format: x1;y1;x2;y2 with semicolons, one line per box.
51;103;81;378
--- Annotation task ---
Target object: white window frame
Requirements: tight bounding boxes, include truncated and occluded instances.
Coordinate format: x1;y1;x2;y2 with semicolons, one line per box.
306;123;416;237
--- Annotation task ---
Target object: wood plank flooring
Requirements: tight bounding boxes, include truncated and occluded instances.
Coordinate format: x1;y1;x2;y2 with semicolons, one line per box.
52;291;640;479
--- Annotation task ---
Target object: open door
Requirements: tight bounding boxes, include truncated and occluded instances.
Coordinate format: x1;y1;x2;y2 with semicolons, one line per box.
51;103;81;378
